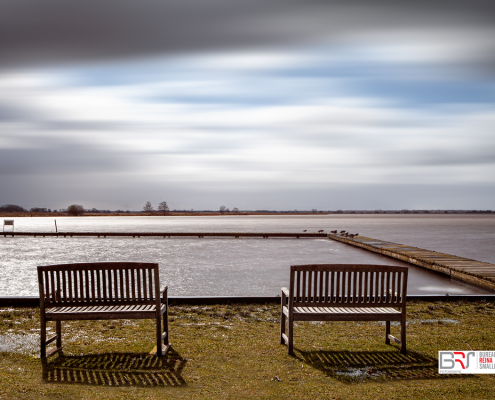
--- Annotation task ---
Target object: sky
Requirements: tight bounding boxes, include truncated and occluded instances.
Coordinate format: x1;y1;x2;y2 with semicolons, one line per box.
1;0;494;211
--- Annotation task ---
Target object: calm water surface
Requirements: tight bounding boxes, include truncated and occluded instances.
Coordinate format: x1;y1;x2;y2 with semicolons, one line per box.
1;215;494;296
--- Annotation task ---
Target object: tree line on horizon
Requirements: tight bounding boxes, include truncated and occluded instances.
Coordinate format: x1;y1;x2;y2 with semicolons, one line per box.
0;203;493;215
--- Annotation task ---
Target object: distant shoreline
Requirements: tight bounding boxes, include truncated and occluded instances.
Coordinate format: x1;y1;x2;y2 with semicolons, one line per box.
0;210;492;218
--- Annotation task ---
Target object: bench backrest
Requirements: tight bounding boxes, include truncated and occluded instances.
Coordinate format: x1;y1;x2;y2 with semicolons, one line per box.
38;262;160;308
289;264;408;308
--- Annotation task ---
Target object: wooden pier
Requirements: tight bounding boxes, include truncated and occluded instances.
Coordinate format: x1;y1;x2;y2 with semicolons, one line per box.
2;231;327;239
328;233;495;292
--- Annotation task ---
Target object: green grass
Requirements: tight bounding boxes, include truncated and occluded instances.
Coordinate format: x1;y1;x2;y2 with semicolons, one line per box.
1;301;495;399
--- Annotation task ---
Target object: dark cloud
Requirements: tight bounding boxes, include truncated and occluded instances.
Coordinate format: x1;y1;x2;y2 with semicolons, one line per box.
0;139;131;175
1;0;495;71
0;101;38;121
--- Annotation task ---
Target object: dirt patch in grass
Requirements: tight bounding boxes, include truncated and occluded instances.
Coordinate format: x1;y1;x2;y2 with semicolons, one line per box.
0;301;494;399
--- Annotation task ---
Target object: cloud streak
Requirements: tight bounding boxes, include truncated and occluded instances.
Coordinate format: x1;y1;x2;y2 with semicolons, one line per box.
1;0;495;70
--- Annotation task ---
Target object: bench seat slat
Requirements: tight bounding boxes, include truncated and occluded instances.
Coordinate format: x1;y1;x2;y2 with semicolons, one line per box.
45;304;166;321
46;304;162;314
294;306;400;315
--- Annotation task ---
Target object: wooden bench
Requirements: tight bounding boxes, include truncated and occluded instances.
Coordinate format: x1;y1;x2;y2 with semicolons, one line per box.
38;262;170;358
281;264;408;355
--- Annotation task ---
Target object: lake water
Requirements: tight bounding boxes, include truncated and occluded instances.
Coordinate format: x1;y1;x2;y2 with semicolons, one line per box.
1;215;494;296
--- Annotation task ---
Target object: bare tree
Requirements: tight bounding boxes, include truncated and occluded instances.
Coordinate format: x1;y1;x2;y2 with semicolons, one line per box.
67;204;85;216
158;201;169;214
219;205;227;214
232;207;239;213
143;201;154;213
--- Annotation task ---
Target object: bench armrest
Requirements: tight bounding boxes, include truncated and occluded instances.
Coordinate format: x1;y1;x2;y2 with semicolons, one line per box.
281;287;289;297
160;285;168;299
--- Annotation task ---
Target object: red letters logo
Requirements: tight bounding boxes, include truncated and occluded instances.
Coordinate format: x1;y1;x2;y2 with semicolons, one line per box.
453;352;468;369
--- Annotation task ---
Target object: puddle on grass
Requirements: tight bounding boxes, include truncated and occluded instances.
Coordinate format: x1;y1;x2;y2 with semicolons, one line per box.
412;319;460;325
335;368;384;381
372;319;460;326
0;333;38;355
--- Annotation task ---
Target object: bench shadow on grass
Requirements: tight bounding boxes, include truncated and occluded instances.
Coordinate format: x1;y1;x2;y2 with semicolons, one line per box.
295;348;466;383
42;348;187;387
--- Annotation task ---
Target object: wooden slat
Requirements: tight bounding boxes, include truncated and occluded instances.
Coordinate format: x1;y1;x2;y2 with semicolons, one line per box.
345;271;350;304
397;273;402;303
388;334;401;345
296;270;301;302
308;271;312;302
301;271;307;302
91;270;96;302
46;334;59;345
313;270;318;304
50;271;56;303
342;271;346;303
137;269;142;301
317;271;325;303
312;270;318;304
357;271;363;303
68;270;73;302
96;269;102;301
330;271;335;303
131;268;136;301
113;269;118;300
43;271;49;303
323;270;329;303
392;271;398;303
119;269;124;300
105;269;110;301
380;271;385;304
125;268;130;300
78;270;84;302
351;270;357;303
73;270;79;301
55;271;60;302
61;271;67;303
364;271;369;304
369;271;374;303
142;269;147;300
85;270;90;302
148;268;153;301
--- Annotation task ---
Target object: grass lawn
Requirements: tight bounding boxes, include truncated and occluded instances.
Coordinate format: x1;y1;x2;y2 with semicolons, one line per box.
1;301;494;399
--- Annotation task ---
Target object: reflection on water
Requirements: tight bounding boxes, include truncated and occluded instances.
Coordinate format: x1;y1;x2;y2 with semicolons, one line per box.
1;215;494;296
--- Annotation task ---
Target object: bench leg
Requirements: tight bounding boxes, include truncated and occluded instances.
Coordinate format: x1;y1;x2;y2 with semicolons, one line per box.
385;321;390;345
156;314;162;356
156;309;171;357
400;316;406;354
40;316;47;359
280;307;286;344
56;321;62;348
163;306;169;346
288;316;294;355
